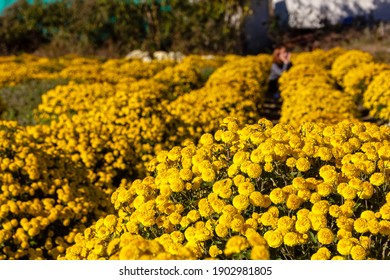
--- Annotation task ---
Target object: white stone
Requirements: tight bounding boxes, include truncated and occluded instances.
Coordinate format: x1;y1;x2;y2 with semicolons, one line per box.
125;50;150;60
153;51;169;61
142;56;152;63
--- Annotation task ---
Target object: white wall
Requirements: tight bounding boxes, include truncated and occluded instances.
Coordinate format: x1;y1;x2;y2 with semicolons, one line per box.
273;0;390;28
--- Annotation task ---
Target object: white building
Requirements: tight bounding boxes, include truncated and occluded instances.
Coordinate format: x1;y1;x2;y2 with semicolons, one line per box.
244;0;390;52
272;0;390;28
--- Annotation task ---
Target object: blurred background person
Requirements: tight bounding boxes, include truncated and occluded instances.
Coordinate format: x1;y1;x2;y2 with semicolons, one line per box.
268;46;292;99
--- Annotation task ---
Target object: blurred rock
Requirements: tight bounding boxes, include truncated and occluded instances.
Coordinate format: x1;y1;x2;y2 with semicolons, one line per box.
125;50;151;61
142;56;152;63
153;51;169;61
126;50;185;62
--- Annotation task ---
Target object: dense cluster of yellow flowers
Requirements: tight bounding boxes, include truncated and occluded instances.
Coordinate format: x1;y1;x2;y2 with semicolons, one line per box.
0;121;107;260
331;50;374;86
0;48;389;260
32;54;270;201
343;63;390;100
363;70;390;122
32;60;218;201
153;55;226;99
62;117;390;260
280;47;390;127
0;54;65;87
291;47;346;70
279;50;358;128
0;53;236;259
0;53;177;87
329;49;390;122
166;55;272;142
58;58;175;84
0;54;234;259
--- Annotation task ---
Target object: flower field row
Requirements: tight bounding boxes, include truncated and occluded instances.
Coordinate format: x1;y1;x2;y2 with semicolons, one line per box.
0;49;389;260
0;53;273;260
62;118;390;260
280;48;390;127
0;54;175;87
